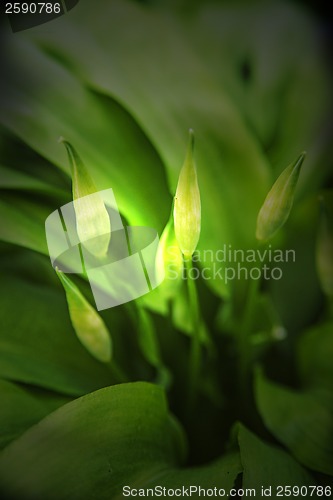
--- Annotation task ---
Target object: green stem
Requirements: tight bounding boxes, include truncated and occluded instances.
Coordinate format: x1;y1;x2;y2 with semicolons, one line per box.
185;257;201;408
239;275;260;389
108;361;129;384
238;240;269;389
328;297;333;320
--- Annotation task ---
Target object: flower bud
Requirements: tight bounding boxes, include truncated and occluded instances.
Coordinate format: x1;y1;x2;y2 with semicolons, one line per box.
156;203;184;299
56;268;112;363
60;138;111;258
256;152;306;241
174;130;201;257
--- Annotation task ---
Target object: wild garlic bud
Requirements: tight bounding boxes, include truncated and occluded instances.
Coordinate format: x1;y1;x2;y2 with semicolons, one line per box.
256;152;306;241
174;130;201;258
60;138;111;258
316;198;333;298
156;203;183;299
56;268;112;363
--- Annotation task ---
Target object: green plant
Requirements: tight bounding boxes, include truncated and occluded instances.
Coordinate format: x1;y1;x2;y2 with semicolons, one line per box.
0;0;332;498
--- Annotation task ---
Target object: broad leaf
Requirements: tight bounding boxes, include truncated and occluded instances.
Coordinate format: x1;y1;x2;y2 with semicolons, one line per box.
0;382;241;499
255;369;333;475
0;379;71;450
1;0;272;299
0;33;171;234
0;164;65;195
238;424;315;498
184;2;333;192
0;193;54;255
0;249;115;396
297;322;333;392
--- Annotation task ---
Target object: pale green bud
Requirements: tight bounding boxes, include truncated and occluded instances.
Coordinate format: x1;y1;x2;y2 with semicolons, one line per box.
60;138;111;258
56;268;112;363
316;198;333;298
174;130;201;257
256;152;306;241
156;203;184;299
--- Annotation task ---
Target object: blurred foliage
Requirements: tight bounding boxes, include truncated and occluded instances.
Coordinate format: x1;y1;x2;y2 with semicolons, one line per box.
0;0;332;497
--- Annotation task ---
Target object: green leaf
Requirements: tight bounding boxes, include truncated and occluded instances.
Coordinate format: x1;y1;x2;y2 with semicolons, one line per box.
2;1;271;299
146;452;242;495
297;322;333;392
184;2;333;192
316;196;333;299
126;305;158;366
135;306;169;380
0;34;171;234
0;382;241;499
0;193;51;254
238;424;315;497
269;196;323;333
0;164;65;195
0;250;114;396
255;368;333;475
0;379;71;450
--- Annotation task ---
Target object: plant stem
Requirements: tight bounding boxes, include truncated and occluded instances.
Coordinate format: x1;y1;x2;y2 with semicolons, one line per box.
108;361;129;384
185;257;201;408
239;275;260;389
328;297;333;320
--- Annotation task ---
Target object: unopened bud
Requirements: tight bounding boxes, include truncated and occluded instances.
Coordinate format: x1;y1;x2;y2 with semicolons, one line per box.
60;138;111;258
156;203;183;299
56;268;112;363
174;130;201;257
256;152;306;241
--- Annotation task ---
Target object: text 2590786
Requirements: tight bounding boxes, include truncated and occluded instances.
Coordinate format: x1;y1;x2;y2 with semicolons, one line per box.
5;3;62;14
